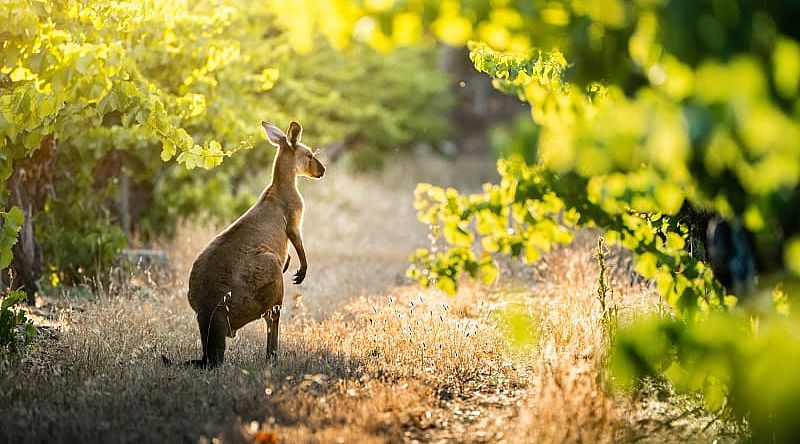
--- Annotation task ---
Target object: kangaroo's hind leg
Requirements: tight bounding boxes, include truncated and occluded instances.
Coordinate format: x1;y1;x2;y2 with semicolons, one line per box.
264;306;280;359
263;278;284;359
193;308;228;368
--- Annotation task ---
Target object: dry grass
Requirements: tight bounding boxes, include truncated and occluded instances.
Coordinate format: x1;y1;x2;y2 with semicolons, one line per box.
0;157;741;443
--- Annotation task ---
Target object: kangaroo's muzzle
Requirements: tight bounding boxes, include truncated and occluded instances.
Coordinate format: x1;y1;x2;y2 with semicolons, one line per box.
312;158;325;179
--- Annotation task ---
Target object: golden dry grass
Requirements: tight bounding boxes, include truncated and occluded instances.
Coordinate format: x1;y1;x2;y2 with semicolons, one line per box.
0;157;741;443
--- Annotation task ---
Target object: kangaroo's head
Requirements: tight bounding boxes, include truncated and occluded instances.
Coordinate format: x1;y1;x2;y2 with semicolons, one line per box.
262;120;326;179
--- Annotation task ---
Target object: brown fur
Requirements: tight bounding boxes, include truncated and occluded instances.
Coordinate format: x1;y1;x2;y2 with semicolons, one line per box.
186;121;325;368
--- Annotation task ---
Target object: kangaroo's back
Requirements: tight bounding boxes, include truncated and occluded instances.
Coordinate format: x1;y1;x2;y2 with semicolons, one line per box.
187;204;282;307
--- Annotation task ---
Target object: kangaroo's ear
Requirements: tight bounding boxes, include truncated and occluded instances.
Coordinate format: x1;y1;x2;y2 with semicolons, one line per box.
287;121;302;145
262;121;285;147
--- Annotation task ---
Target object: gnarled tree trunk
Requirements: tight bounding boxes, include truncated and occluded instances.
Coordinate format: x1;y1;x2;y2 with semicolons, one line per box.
1;135;56;304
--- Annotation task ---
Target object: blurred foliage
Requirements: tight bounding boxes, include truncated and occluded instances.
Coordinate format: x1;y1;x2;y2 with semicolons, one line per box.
296;0;800;439
489;114;539;164
281;1;800;293
611;299;800;442
493;299;540;355
0;290;35;354
1;0;450;284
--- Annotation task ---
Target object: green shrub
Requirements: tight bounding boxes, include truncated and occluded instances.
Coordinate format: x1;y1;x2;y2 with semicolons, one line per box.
3;0;451;284
0;291;36;354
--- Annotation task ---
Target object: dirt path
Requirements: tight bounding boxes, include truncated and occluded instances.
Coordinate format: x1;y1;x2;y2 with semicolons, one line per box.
298;155;498;318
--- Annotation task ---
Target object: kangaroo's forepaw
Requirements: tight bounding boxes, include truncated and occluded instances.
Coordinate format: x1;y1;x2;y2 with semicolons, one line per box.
293;267;306;284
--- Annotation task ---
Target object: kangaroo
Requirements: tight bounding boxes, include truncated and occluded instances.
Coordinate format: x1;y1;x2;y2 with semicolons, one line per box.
186;120;325;368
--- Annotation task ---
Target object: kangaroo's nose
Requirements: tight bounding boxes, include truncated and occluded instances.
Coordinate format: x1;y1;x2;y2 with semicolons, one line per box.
316;161;326;178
